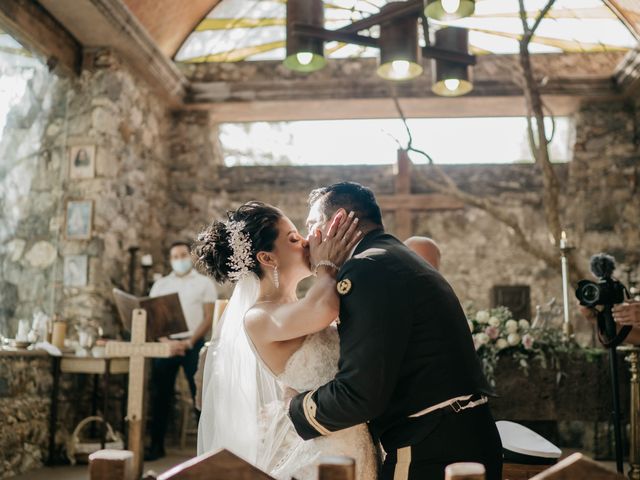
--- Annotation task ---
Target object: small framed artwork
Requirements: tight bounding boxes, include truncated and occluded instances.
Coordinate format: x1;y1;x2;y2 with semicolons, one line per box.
69;144;96;179
64;255;88;287
65;200;93;240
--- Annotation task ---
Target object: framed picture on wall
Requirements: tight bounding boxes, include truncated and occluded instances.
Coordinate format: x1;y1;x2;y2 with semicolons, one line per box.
63;255;88;287
65;200;93;240
69;144;96;179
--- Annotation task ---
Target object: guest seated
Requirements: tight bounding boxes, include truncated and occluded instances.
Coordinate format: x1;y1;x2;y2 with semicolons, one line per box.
404;236;441;270
579;300;640;344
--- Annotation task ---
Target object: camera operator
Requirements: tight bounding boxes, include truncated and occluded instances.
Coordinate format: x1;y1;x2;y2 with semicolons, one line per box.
579;301;640;344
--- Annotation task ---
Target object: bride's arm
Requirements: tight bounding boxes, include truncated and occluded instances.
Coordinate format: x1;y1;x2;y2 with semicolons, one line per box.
247;268;340;341
246;211;361;342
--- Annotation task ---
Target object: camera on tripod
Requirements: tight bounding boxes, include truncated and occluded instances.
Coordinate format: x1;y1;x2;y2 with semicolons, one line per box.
576;253;627;309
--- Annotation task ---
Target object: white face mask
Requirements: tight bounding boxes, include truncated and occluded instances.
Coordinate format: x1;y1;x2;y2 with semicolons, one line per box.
171;258;192;275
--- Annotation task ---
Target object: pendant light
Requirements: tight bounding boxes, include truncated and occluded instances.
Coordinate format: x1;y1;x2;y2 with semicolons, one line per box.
424;0;475;21
431;26;473;97
284;0;326;72
377;4;423;81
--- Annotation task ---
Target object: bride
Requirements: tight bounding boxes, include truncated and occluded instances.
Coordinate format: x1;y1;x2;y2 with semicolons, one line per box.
195;201;378;479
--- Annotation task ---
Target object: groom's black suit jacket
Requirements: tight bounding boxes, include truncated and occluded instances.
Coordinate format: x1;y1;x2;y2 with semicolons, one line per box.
289;229;493;450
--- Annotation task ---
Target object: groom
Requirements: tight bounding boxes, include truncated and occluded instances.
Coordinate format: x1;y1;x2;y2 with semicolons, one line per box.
288;182;502;480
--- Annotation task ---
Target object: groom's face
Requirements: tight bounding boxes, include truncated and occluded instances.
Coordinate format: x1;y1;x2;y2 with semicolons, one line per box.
305;201;329;239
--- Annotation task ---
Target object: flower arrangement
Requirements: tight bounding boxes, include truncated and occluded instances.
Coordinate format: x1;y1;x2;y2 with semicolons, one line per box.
467;306;574;386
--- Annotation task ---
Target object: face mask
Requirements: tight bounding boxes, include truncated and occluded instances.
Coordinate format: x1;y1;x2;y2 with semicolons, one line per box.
171;258;192;275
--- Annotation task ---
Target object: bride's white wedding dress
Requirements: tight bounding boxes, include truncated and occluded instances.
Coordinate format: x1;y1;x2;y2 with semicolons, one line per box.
259;326;378;480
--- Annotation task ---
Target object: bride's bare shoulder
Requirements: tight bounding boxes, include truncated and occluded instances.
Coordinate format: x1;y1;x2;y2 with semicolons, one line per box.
244;304;276;333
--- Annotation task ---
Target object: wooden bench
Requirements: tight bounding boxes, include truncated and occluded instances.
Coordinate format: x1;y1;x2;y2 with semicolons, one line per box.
89;448;624;480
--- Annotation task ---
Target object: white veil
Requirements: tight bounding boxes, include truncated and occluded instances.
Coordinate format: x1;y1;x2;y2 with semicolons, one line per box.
198;273;295;470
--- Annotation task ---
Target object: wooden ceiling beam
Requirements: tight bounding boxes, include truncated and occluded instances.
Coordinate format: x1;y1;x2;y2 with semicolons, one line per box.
193;95;589;123
0;0;81;75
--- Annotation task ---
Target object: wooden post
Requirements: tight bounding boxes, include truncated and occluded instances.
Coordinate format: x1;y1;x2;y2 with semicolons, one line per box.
89;449;134;480
445;462;485;480
623;346;640;480
377;149;464;240
105;309;171;479
318;456;355;480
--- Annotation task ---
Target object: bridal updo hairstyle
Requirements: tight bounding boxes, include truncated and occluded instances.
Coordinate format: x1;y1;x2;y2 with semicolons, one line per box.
194;201;283;283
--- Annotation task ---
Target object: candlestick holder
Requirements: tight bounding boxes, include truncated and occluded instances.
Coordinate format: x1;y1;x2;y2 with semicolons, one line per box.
560;243;576;342
620;345;640;480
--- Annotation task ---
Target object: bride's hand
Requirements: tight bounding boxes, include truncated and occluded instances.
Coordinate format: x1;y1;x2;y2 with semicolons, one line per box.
309;209;362;273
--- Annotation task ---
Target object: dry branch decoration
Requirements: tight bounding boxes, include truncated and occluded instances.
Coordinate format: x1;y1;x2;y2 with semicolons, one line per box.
391;0;587;282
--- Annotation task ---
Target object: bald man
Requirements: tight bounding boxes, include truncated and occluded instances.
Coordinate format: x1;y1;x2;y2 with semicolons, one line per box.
405;236;441;271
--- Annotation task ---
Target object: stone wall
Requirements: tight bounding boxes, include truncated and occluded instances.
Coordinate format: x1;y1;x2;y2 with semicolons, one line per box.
0;353;52;478
168;108;638;338
0;48;173;338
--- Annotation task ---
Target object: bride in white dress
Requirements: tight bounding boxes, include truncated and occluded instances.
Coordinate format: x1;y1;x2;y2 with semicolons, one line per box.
195;201;378;480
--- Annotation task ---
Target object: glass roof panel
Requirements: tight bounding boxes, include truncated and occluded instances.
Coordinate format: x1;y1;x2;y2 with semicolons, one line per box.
175;0;637;63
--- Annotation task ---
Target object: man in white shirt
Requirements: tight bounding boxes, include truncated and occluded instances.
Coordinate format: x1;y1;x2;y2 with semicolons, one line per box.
147;241;218;460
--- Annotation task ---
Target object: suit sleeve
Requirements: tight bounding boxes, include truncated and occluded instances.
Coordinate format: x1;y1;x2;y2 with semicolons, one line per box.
288;257;411;440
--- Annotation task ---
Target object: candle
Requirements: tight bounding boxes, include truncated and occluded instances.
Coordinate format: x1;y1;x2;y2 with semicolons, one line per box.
16;319;30;342
560;230;567;249
51;321;67;349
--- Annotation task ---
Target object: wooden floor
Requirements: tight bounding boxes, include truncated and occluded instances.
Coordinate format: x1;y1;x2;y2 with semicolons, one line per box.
11;448;195;480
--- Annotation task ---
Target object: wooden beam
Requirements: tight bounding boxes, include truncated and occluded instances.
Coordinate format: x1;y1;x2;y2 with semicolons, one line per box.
0;0;81;75
38;0;188;104
197;95;585;123
378;193;464;211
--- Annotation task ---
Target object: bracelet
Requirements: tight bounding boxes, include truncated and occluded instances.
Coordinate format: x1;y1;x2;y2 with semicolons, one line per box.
314;260;339;276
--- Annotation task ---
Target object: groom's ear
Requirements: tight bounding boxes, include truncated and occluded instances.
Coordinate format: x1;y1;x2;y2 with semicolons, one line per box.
329;208;347;225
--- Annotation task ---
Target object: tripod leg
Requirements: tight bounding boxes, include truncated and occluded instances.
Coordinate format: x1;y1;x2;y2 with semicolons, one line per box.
610;349;625;473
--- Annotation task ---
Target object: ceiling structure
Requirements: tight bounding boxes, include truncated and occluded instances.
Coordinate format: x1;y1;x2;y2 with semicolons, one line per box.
168;0;640;63
122;0;220;57
4;0;640;118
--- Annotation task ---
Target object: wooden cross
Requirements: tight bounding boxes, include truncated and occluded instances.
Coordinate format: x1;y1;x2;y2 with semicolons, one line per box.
377;149;464;240
105;309;171;478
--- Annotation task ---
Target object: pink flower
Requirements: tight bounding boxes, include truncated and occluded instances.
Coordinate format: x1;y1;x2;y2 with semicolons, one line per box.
522;333;535;350
484;326;499;340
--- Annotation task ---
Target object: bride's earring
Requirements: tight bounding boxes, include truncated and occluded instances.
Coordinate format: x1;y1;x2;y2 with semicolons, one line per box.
273;266;280;289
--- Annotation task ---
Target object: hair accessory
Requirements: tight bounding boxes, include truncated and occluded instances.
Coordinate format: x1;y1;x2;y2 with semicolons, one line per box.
225;220;255;282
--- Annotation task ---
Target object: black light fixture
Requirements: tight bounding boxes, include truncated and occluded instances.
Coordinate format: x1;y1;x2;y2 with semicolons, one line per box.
377;4;423;81
283;0;476;97
284;0;326;72
424;0;475;21
431;27;473;97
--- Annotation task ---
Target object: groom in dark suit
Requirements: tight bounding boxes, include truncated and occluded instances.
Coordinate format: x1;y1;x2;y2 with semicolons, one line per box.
288;182;502;480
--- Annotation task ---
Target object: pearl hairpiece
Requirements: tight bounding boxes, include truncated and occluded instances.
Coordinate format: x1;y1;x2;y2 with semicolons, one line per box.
225;220;255;282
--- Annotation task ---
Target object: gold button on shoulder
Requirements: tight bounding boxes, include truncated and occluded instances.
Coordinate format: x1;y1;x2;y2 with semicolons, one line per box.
337;278;352;295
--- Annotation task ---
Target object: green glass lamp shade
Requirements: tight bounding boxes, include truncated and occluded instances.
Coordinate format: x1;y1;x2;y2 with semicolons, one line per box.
424;0;475;21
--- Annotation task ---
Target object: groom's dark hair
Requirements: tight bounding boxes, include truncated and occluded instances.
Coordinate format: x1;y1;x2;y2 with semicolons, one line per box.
309;182;383;227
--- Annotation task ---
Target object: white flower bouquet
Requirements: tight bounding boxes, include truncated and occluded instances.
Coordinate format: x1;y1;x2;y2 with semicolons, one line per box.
466;306;572;386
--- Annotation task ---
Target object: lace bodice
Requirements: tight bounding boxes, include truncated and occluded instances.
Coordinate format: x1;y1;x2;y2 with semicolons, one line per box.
252;325;377;480
277;326;340;392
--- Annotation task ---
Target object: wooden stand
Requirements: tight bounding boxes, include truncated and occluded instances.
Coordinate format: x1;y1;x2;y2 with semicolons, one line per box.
318;456;355;480
445;462;486;480
89;449;134;480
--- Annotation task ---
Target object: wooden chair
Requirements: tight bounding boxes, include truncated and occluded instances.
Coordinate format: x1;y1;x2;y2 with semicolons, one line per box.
175;369;198;450
529;453;625;480
446;462;486;480
89;448;356;480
